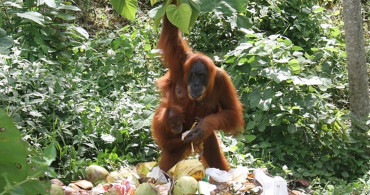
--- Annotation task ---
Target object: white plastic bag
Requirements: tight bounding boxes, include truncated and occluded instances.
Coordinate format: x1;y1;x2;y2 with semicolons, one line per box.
230;166;249;182
254;169;288;195
198;181;217;195
147;166;169;183
205;168;232;183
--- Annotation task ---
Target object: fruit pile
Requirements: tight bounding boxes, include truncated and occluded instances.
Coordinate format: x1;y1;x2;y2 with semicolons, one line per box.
50;159;292;195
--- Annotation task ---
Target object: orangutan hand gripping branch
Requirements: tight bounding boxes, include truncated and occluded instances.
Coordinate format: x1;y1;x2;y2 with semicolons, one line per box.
151;3;244;172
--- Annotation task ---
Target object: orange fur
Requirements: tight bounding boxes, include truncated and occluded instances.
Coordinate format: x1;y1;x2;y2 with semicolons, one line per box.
151;12;244;172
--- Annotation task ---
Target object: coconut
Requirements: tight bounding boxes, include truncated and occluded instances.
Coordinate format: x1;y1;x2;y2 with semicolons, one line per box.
85;165;109;184
135;162;157;178
134;183;160;195
173;176;198;195
173;159;205;180
106;171;124;183
50;184;64;195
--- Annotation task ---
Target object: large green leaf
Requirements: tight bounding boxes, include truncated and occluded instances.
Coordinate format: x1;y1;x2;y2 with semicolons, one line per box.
56;4;81;11
51;11;76;21
0;29;13;53
0;111;28;185
261;68;292;83
149;0;199;30
182;0;200;28
166;3;192;33
150;0;159;6
248;90;261;108
246;121;256;130
72;26;89;39
110;0;138;21
0;28;6;37
41;0;57;8
244;134;256;143
148;0;171;27
0;109;46;194
3;1;23;8
236;14;252;28
43;142;56;166
288;59;301;74
197;0;248;15
0;37;13;53
16;11;45;25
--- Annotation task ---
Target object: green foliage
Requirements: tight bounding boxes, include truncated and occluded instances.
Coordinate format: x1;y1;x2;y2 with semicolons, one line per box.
0;0;161;182
223;19;367;182
187;12;246;54
0;109;52;194
309;171;370;194
147;0;248;33
0;22;161;181
112;0;250;34
246;0;328;50
197;0;248;15
110;0;138;20
0;0;86;62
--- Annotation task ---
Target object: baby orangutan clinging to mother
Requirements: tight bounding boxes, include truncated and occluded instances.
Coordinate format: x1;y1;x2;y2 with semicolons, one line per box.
151;2;244;173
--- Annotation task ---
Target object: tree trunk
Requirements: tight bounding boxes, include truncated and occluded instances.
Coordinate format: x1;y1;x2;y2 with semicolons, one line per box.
342;0;369;131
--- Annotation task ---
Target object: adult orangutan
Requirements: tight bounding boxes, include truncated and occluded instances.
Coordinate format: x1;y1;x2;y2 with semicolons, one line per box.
151;5;244;172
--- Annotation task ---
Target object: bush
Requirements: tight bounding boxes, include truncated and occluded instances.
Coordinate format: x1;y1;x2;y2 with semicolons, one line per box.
223;22;366;183
246;0;327;51
0;0;161;182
